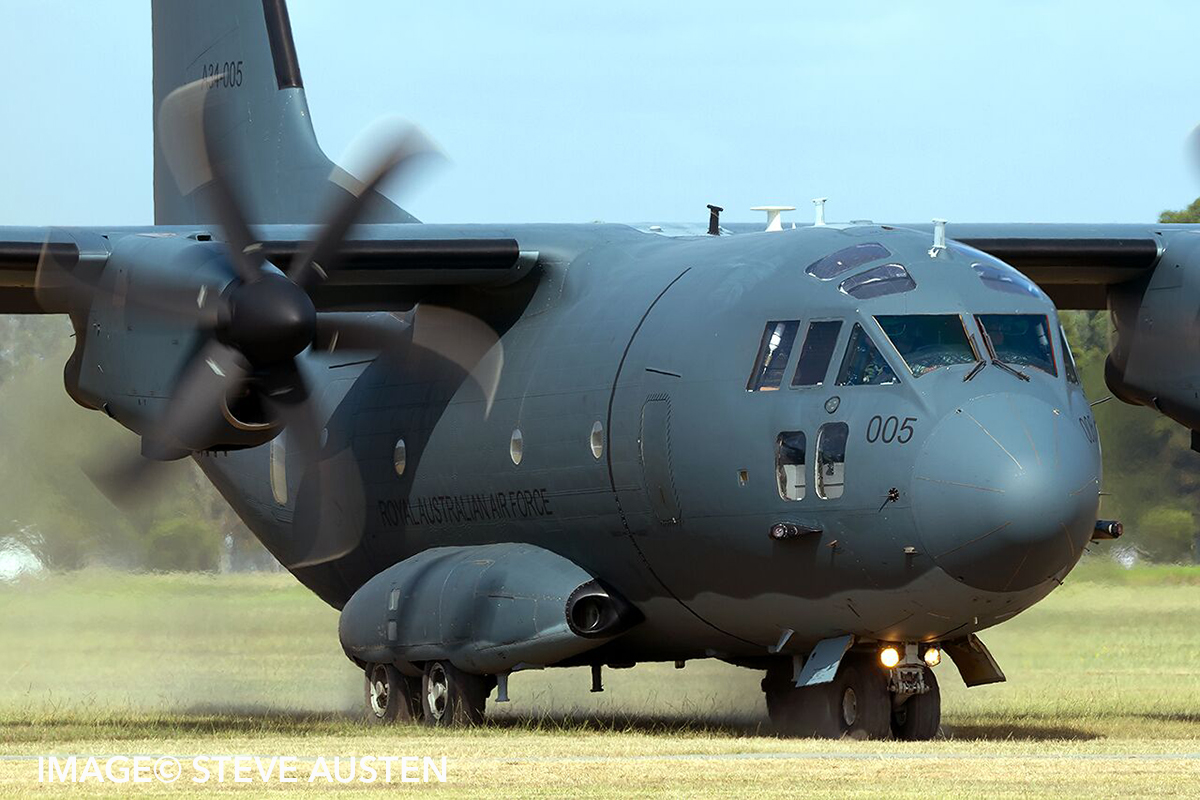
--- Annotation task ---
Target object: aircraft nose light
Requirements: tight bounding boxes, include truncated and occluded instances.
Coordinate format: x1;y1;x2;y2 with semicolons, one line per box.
911;394;1100;592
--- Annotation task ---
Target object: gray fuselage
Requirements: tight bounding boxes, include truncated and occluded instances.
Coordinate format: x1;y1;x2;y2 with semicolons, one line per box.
187;222;1100;663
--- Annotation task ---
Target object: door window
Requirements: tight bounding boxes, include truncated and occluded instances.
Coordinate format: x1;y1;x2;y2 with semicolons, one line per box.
816;422;848;500
775;431;807;501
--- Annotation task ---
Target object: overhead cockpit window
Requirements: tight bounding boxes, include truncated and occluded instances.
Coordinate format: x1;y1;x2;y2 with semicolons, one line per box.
806;243;891;280
816;422;848;500
835;324;899;386
748;320;800;391
971;261;1046;299
775;431;807;501
975;314;1057;376
1060;325;1080;384
875;315;977;377
840;264;916;299
791;320;843;387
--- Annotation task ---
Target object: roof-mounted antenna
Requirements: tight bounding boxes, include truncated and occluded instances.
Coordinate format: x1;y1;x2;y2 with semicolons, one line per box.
812;197;828;227
706;204;723;236
929;219;947;258
751;205;795;233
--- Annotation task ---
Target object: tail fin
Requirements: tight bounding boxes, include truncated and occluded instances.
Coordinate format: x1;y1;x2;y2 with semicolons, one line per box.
151;0;417;226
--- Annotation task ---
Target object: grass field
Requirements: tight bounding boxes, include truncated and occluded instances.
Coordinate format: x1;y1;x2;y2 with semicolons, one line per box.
1;559;1199;797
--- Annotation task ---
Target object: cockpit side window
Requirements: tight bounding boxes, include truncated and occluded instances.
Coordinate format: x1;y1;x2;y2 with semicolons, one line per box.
1060;325;1080;384
791;320;843;387
748;320;800;391
839;264;916;299
835;323;899;386
876;315;978;377
975;314;1057;376
816;422;848;500
806;243;891;280
776;431;806;501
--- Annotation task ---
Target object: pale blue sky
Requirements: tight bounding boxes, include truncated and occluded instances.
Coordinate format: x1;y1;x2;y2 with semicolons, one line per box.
0;1;1197;227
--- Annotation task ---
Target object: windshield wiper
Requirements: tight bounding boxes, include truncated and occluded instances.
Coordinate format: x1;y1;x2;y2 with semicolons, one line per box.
991;359;1030;382
963;360;986;382
977;327;1030;382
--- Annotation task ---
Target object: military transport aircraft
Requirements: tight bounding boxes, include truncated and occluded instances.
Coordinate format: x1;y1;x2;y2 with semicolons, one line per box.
4;0;1191;739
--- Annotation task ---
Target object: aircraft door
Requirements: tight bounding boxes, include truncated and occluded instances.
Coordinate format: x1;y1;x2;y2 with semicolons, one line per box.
640;396;681;525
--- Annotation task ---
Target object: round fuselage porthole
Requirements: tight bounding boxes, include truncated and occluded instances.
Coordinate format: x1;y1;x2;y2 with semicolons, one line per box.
590;421;604;460
510;428;524;465
394;438;406;477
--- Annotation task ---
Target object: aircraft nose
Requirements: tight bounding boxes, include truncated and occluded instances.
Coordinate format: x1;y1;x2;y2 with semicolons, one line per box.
911;393;1100;592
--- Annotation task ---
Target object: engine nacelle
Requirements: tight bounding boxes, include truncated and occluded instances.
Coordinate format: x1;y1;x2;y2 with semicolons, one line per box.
339;543;640;675
1106;233;1200;433
70;233;281;451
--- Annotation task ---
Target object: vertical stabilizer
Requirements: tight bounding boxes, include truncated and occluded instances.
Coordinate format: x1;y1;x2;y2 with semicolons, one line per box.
151;0;417;225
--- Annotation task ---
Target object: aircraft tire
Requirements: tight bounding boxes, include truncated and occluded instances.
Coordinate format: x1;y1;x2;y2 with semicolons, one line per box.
364;663;422;724
764;653;891;739
891;668;940;741
421;661;488;726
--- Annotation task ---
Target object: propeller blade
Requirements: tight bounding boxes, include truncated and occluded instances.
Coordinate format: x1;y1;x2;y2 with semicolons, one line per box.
32;232;87;314
411;305;504;417
261;360;319;462
204;147;269;285
287;445;367;570
259;362;367;570
290;127;443;291
82;447;174;513
145;339;250;457
156;77;264;285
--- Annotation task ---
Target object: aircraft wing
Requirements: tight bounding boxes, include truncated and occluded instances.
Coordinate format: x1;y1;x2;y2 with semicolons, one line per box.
0;225;538;314
897;223;1167;310
3;221;1189;313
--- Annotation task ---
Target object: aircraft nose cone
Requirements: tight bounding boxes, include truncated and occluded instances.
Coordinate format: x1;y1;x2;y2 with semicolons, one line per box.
911;394;1100;592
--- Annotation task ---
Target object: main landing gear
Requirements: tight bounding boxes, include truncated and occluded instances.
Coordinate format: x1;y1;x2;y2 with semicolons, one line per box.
363;661;494;726
763;648;942;740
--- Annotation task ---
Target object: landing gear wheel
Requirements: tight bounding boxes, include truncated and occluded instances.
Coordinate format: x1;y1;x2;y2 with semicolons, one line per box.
891;667;940;741
764;653;891;739
421;661;488;726
364;663;422;724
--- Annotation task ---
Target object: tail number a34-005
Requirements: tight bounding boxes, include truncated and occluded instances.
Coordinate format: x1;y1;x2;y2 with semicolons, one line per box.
199;60;244;89
865;415;916;445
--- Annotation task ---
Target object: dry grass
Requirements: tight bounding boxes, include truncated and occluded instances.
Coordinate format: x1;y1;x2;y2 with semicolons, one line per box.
1;560;1198;796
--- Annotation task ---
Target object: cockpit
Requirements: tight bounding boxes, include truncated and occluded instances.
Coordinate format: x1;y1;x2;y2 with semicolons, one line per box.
749;312;1079;391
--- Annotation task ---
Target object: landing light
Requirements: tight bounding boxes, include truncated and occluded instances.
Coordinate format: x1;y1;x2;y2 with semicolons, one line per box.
923;647;942;667
879;646;901;668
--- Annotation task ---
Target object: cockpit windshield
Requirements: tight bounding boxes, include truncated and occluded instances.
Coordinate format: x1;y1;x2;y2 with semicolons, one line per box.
975;314;1057;376
875;315;978;377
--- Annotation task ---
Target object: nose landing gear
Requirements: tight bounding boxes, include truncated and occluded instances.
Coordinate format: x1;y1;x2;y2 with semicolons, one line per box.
763;649;941;740
891;668;940;741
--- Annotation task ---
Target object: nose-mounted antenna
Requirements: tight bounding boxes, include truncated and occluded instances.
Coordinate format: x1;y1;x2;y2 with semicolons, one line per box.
751;205;795;232
812;198;828;226
929;219;948;258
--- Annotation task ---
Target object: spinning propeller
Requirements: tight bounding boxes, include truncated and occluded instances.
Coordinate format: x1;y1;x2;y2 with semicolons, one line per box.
36;78;504;568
